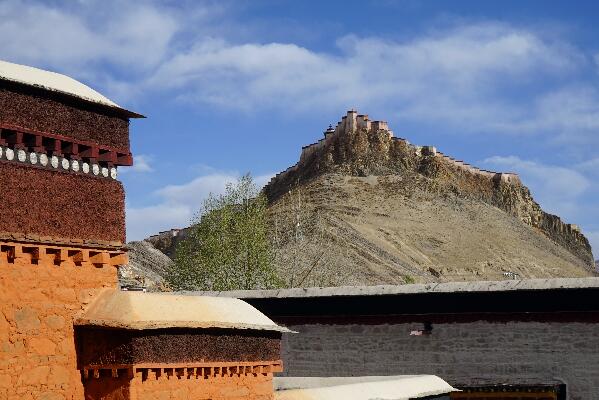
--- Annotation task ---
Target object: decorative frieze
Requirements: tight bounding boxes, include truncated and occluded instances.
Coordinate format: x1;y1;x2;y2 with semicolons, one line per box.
0;144;118;179
0;240;127;268
81;361;284;382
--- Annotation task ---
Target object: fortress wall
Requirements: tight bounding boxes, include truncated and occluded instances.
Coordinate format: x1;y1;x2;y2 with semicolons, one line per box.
0;254;119;400
0;162;125;244
300;139;326;163
356;114;371;131
0;85;130;150
433;152;522;184
267;110;526;195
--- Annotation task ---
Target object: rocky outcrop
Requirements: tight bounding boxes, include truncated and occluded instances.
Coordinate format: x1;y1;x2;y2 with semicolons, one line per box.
145;228;189;258
265;110;594;270
119;240;174;291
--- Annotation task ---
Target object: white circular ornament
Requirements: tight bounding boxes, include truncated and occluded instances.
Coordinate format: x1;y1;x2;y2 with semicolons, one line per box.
6;148;14;161
39;153;48;167
82;162;90;174
101;167;109;177
110;167;117;179
61;158;70;170
71;160;80;172
50;155;59;169
0;147;3;159
29;152;38;165
17;149;26;162
92;164;100;176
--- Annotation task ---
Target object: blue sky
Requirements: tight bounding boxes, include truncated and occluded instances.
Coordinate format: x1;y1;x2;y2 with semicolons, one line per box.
1;0;598;257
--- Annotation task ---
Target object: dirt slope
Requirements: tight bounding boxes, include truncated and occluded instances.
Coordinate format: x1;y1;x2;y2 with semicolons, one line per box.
268;174;593;286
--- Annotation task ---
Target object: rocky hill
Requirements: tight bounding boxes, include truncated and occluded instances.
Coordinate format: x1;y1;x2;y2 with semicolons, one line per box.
263;110;595;285
130;110;595;287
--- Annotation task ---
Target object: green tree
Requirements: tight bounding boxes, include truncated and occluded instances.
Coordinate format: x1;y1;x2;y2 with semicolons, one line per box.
167;174;282;291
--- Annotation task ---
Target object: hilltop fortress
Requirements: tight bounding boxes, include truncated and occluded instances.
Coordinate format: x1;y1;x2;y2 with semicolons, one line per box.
265;110;594;269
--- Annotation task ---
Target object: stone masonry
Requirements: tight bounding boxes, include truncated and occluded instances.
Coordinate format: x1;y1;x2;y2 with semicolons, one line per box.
280;321;599;399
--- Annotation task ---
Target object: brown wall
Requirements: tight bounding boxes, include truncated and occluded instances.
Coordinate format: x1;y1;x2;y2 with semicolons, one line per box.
0;162;125;244
0;257;118;400
0;83;130;150
76;328;281;367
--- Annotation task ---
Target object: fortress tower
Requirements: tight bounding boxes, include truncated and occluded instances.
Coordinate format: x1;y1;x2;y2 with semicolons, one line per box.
0;60;141;399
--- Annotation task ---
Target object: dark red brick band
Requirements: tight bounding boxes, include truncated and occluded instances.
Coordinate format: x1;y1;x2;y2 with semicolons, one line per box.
0;162;125;244
75;327;282;367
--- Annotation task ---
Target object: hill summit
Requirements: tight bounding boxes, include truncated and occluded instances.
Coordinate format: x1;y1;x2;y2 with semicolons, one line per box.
263;110;594;285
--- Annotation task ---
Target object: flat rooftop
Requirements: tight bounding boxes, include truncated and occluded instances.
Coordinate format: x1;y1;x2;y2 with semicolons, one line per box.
0;59;142;117
185;278;599;319
187;277;599;298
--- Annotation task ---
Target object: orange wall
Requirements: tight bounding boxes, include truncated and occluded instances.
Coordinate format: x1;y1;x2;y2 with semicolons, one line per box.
84;363;282;400
84;368;275;400
134;372;274;400
0;253;118;400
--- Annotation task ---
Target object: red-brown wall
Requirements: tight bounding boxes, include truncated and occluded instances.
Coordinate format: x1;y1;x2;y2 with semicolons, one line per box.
0;84;130;150
0;162;125;244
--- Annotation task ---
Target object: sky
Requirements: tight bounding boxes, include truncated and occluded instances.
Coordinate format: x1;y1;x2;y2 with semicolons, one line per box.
1;0;598;257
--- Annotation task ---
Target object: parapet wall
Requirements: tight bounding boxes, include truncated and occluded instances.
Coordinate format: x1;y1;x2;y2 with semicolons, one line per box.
0;83;130;150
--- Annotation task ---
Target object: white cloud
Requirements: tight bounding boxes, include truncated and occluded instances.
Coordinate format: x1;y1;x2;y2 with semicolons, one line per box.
1;2;597;149
577;157;599;173
0;0;179;76
126;171;273;241
120;155;154;174
147;24;580;114
138;21;599;149
484;155;590;218
126;203;191;242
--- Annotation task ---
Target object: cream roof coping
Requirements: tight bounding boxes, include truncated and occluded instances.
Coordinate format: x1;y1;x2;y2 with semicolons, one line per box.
74;289;292;333
0;60;143;117
189;277;599;299
274;375;457;400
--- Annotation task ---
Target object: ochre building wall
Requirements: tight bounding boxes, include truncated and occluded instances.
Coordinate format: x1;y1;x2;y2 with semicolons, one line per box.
279;319;599;400
83;367;276;400
0;84;130;150
0;258;118;400
0;163;125;244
